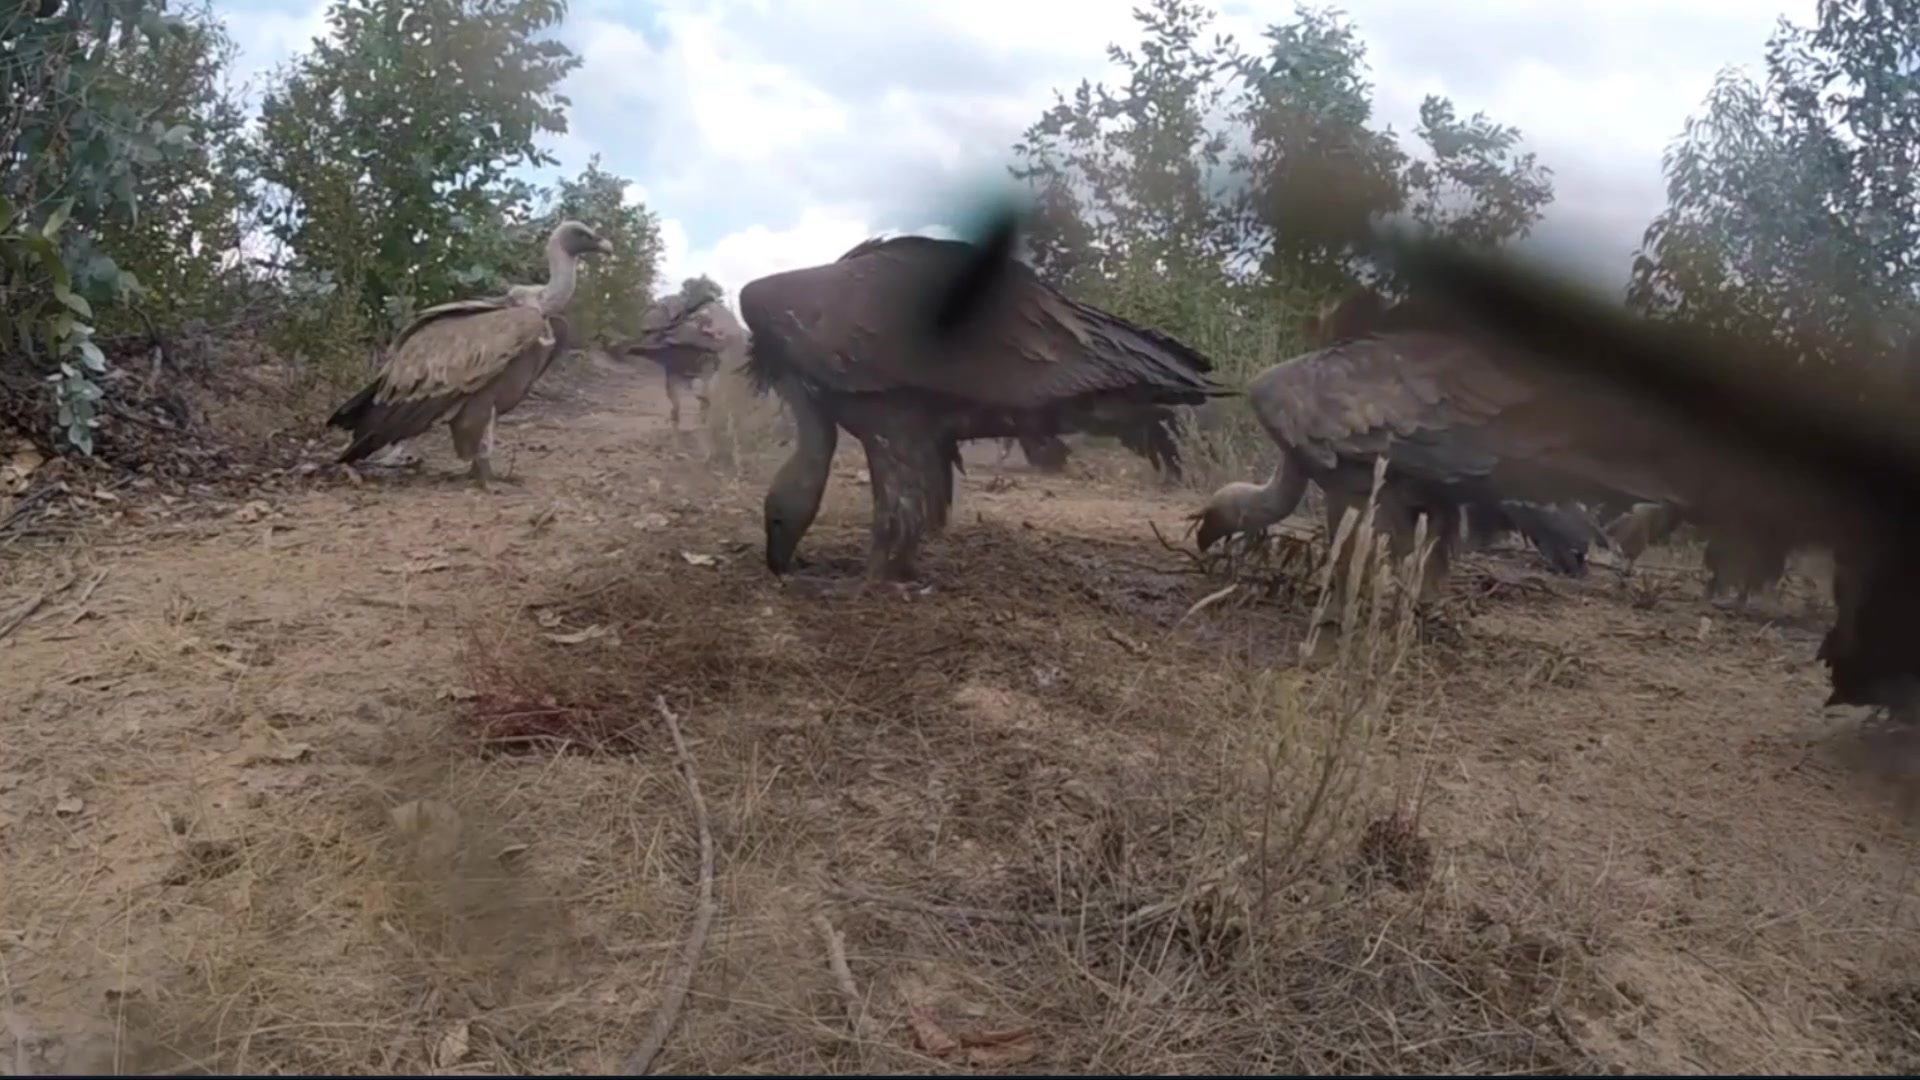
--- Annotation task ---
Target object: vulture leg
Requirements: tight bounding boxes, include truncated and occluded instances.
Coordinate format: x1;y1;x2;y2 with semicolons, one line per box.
695;371;714;429
664;371;685;430
857;421;952;583
449;397;508;491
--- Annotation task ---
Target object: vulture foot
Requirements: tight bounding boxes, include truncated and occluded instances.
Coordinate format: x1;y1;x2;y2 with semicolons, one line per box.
466;459;524;491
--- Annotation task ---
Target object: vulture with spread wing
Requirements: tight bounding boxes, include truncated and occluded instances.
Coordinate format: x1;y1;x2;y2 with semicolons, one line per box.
739;234;1231;582
327;220;613;488
1192;289;1618;591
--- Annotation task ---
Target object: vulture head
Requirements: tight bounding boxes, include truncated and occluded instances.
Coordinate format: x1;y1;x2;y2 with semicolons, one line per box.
551;219;615;258
764;485;810;575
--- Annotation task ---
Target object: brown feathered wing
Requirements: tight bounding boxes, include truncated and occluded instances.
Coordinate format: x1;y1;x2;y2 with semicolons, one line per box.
330;301;553;463
1247;330;1826;530
740;235;1225;409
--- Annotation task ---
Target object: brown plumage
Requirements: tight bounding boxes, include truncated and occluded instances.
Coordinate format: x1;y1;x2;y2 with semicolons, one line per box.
740;233;1232;581
327;220;613;488
1703;533;1791;608
1362;234;1920;715
613;291;742;429
1603;501;1687;572
1192;289;1622;590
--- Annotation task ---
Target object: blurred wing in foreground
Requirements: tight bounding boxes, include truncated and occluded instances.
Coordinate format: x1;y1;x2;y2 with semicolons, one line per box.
1370;233;1920;713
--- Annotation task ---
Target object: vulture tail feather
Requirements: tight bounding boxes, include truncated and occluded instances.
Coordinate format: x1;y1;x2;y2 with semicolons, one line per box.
335;393;463;464
327;377;384;431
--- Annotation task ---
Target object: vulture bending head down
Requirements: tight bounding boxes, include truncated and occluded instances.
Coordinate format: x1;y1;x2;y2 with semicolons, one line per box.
1191;290;1620;597
327;220;614;489
918;206;1920;715
739;234;1231;582
1359;235;1920;717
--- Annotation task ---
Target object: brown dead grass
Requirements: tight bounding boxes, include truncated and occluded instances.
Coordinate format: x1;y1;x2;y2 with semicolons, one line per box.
6;361;1920;1075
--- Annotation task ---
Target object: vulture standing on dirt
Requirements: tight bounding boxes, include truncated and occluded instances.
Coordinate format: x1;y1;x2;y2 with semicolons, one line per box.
915;206;1920;717
739;233;1231;583
1190;289;1619;595
327;220;614;489
612;290;738;430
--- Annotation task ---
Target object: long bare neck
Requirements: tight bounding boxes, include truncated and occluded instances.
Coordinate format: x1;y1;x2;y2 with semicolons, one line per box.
1245;458;1308;528
772;391;839;520
538;238;580;315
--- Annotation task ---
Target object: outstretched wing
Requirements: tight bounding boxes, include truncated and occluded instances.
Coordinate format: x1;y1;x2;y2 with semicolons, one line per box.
739;235;1226;410
330;304;552;462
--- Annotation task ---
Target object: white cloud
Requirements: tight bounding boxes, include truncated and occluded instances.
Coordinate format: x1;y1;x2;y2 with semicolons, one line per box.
213;0;1824;301
679;206;876;308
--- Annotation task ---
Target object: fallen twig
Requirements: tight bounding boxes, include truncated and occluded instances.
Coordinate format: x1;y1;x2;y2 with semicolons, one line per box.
812;912;875;1043
63;567;110;626
0;570;78;642
622;695;718;1076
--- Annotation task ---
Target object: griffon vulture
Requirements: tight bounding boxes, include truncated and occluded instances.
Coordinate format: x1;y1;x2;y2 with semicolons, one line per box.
912;207;1920;715
739;233;1231;582
613;291;739;430
327;220;614;488
1352;234;1920;717
1190;289;1619;594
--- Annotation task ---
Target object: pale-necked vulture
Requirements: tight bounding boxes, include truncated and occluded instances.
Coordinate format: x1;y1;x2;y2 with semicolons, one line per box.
739;234;1232;582
911;207;1920;715
1190;289;1619;594
327;220;613;488
612;292;736;430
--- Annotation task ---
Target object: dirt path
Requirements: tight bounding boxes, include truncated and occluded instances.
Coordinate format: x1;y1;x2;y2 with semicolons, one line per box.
4;364;1920;1074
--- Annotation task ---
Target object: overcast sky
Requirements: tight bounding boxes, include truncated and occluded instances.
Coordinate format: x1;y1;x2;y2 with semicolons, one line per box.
214;0;1816;302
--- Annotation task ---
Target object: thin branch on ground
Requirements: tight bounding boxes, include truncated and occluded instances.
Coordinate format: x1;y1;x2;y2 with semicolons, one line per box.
621;695;718;1076
0;569;77;642
812;911;876;1044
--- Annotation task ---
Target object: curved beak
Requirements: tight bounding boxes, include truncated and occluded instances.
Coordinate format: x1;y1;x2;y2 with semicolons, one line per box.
595;237;615;256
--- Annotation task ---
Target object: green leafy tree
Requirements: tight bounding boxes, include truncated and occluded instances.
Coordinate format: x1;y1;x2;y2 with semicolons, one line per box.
1229;5;1407;295
3;0;205;453
1631;2;1919;373
1401;95;1553;250
85;0;255;333
249;0;580;332
678;274;722;305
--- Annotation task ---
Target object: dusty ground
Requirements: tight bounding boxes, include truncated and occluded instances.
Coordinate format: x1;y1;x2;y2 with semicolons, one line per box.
5;358;1920;1075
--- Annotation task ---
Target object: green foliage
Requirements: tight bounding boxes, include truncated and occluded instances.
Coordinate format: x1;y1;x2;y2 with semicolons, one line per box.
1632;2;1920;372
678;274;723;305
518;155;665;345
85;0;255;333
1229;5;1410;295
1011;0;1557;326
250;0;581;332
3;0;206;453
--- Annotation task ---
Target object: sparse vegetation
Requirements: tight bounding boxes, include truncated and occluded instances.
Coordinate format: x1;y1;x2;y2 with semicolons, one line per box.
2;0;1919;1075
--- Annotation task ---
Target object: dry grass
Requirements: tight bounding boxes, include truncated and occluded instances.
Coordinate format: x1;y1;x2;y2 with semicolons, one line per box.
112;474;1586;1075
9;362;1920;1075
